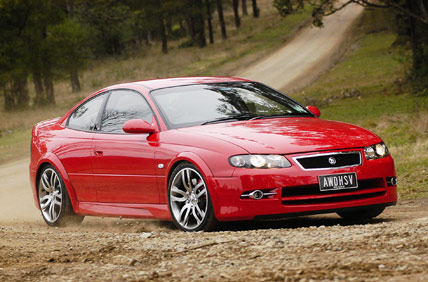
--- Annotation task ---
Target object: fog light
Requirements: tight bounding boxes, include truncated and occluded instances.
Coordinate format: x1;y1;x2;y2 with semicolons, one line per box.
240;189;277;199
249;190;264;200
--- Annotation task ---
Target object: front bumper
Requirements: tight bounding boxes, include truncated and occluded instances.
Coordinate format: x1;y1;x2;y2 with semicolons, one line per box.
208;152;397;221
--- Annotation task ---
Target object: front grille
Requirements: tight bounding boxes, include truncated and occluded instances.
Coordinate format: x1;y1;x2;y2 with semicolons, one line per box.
293;151;361;170
281;178;386;205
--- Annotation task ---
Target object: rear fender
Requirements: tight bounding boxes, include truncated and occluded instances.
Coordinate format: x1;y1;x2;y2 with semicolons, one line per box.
35;153;79;213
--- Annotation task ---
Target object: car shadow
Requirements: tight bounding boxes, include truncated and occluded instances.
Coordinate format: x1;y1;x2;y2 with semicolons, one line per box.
215;215;398;232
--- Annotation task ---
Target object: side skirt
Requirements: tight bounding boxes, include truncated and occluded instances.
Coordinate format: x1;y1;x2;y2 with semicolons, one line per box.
77;202;171;220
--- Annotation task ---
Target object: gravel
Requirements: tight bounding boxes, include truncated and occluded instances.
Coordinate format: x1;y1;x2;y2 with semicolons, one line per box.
0;198;427;281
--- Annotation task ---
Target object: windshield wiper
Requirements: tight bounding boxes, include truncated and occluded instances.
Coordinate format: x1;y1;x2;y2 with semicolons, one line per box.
249;113;311;120
201;113;258;125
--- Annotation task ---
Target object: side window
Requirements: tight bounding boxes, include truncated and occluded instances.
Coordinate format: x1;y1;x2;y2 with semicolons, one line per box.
100;90;154;133
68;93;107;131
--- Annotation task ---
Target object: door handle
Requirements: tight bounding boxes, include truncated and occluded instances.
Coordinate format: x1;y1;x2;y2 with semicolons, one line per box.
94;150;103;156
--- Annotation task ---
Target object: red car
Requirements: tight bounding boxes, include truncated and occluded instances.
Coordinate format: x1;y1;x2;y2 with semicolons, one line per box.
30;77;397;231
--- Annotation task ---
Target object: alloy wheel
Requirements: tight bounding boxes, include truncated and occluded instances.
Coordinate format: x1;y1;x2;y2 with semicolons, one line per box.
38;168;63;223
169;167;209;230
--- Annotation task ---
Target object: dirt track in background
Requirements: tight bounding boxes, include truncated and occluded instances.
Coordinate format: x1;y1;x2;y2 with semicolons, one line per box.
238;2;364;93
1;3;428;282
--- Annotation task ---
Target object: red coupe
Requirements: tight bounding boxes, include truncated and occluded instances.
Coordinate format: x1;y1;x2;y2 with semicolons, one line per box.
30;77;397;231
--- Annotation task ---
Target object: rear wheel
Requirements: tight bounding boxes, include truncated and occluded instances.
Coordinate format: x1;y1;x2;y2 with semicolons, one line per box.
38;165;84;226
168;163;217;232
337;206;385;221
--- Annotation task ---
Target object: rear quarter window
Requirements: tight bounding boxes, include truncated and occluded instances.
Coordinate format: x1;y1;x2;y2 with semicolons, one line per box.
67;93;107;131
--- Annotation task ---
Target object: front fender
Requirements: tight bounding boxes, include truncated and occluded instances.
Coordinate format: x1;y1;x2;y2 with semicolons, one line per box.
156;152;213;204
170;151;214;177
163;152;227;220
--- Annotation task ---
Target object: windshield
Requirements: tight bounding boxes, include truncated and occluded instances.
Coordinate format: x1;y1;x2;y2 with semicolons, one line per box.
151;82;311;129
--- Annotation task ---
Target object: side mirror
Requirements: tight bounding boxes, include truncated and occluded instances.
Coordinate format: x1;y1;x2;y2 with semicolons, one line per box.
122;119;156;134
306;105;321;118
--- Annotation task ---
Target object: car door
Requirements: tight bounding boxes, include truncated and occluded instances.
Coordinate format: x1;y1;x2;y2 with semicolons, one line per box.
91;89;159;203
58;92;109;202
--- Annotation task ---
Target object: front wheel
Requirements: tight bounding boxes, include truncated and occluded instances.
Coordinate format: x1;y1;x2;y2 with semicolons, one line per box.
168;163;217;232
337;206;385;221
38;165;84;226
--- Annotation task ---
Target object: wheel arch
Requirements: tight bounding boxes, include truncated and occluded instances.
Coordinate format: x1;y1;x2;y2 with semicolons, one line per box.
164;152;217;213
166;152;214;184
35;154;79;213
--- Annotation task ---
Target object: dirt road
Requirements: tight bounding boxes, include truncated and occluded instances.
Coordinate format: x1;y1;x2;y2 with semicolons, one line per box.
238;2;364;93
1;3;428;282
1;199;427;281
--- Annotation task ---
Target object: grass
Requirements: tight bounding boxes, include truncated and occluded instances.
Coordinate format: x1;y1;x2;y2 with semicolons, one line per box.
291;9;428;199
0;1;312;164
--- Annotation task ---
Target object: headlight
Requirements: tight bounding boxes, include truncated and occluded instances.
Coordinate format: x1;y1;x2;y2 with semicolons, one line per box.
364;142;389;160
229;154;291;168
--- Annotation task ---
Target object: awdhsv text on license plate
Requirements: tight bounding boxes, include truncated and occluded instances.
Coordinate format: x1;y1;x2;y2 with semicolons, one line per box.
318;172;358;191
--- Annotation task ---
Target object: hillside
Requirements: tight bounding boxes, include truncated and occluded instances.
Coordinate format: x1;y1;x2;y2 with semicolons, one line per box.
0;2;311;164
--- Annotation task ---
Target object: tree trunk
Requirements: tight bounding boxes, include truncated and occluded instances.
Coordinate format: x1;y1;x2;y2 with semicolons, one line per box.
179;20;187;36
242;0;248;15
186;17;196;43
159;16;168;54
206;0;214;44
252;0;259;18
233;0;241;28
14;76;29;108
145;30;152;47
407;0;428;91
43;72;55;105
33;71;45;106
2;83;16;111
70;69;81;93
287;0;293;13
166;18;173;36
297;0;304;9
194;0;206;48
216;0;227;39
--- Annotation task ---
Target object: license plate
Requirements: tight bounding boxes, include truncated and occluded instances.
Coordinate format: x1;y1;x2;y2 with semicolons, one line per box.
318;172;358;191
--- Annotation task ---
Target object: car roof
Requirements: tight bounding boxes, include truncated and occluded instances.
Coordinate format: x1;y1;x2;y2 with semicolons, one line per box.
111;76;252;91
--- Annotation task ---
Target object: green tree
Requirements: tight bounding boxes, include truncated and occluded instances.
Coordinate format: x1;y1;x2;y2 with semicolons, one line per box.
47;18;90;92
23;0;65;106
0;0;30;110
74;0;133;56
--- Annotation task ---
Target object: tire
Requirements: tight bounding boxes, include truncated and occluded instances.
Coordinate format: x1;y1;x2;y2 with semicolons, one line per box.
168;162;217;232
337;206;385;221
38;164;84;227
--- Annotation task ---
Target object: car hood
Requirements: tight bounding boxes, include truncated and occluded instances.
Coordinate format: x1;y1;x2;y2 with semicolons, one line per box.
179;118;381;154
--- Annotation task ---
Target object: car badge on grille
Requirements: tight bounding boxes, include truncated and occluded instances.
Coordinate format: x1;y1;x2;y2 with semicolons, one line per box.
328;157;337;165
